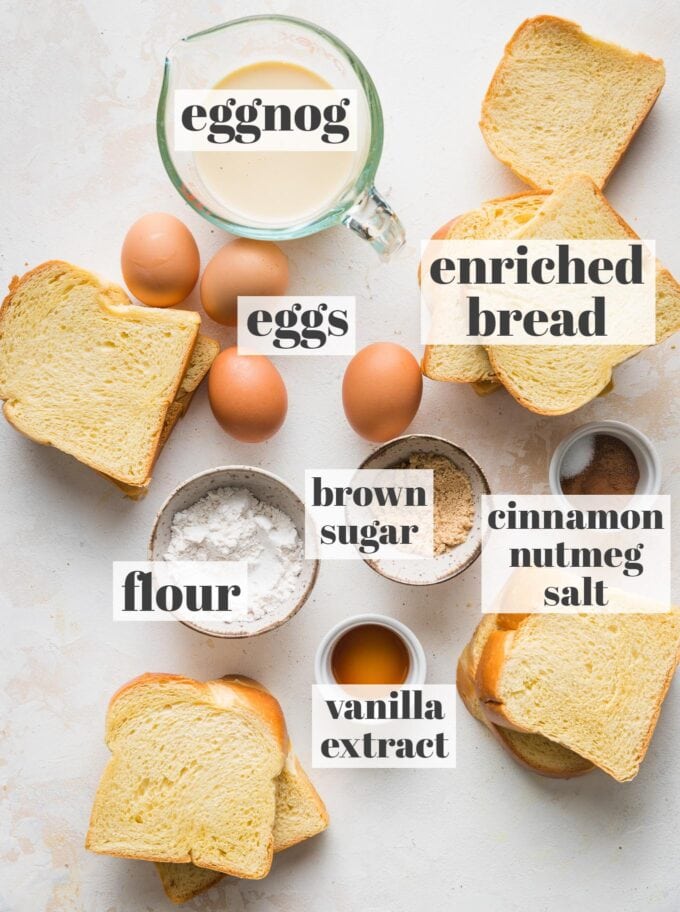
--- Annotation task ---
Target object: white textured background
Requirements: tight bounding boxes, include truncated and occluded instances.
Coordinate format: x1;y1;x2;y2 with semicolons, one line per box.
1;1;679;910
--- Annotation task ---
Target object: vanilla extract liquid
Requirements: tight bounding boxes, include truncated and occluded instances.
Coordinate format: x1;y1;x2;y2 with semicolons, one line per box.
331;624;410;685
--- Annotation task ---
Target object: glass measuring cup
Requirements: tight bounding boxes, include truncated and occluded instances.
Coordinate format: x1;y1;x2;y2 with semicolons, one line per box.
157;15;405;259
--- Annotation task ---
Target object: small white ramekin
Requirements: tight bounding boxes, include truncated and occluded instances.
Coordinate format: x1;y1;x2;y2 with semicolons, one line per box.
549;420;662;497
314;613;427;686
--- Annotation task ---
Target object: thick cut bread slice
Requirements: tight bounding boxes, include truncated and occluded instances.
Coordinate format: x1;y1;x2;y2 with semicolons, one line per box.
0;262;200;485
487;173;680;415
480;16;665;190
272;752;329;851
108;334;220;499
155;859;223;906
158;334;220;450
457;615;593;777
476;611;680;782
156;750;329;904
86;674;287;878
422;192;547;384
471;379;502;397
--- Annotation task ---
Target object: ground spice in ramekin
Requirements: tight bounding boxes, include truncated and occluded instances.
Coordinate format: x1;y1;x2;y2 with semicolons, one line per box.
561;434;639;495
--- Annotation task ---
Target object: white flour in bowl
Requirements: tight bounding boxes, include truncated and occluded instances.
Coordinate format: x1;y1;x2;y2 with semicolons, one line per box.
163;486;304;632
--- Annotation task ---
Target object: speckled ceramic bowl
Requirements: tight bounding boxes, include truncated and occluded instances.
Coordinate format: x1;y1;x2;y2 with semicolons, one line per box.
149;466;318;637
358;435;489;586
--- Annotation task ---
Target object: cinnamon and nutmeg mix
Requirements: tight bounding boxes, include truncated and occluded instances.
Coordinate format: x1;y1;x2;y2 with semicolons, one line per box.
561;434;639;496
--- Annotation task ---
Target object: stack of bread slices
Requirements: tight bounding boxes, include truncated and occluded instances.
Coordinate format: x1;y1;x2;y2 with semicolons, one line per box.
0;261;219;497
457;609;680;781
422;16;680;415
86;674;328;904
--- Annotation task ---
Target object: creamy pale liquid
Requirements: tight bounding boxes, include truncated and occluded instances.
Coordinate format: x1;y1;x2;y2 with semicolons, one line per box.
195;61;361;226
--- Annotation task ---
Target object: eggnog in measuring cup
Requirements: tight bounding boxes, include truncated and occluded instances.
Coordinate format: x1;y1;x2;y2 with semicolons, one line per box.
159;15;404;255
194;61;367;227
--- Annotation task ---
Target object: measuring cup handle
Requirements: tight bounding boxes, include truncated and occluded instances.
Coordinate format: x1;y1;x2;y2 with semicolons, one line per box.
342;187;405;260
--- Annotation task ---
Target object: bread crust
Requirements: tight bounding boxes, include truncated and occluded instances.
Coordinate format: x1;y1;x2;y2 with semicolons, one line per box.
106;672;288;755
479;16;665;191
456;640;483;720
623;637;680;779
0;261;200;485
475;614;541;729
474;628;530;732
216;674;289;754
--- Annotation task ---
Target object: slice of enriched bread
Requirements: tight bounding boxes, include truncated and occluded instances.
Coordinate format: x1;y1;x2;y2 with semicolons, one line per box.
487;173;680;415
156;749;329;904
0;261;200;485
154;858;223;906
457;615;593;778
476;611;680;782
86;674;287;878
480;16;665;190
272;752;329;851
158;334;220;450
421;192;547;384
107;334;220;499
470;379;502;397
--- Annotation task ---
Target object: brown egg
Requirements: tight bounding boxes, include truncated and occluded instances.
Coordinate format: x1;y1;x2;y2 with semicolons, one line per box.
342;342;423;442
121;213;199;307
200;239;289;326
208;347;287;442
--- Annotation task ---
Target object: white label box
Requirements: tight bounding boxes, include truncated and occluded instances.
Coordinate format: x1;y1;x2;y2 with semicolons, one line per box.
112;561;248;622
237;297;355;355
305;469;434;560
480;494;671;613
421;239;656;346
173;89;358;152
312;685;457;769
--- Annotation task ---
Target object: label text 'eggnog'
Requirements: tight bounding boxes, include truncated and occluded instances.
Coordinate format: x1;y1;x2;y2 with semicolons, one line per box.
174;90;358;152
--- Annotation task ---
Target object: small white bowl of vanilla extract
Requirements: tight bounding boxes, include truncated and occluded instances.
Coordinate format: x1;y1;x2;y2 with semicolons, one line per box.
314;614;427;686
